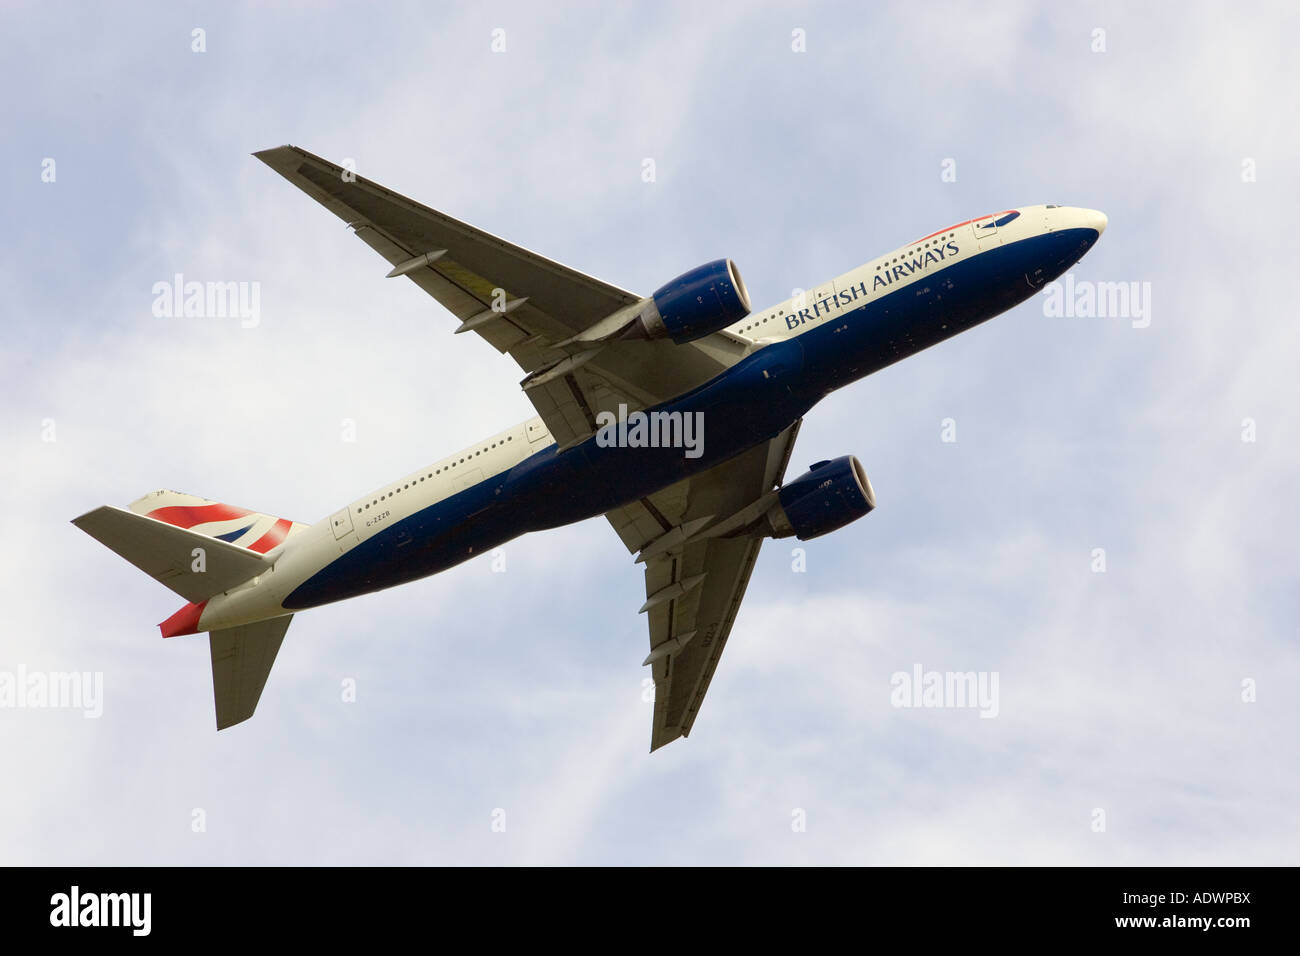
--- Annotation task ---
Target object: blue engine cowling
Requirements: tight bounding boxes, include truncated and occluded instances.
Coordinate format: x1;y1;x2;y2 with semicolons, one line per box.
647;259;752;344
770;456;876;540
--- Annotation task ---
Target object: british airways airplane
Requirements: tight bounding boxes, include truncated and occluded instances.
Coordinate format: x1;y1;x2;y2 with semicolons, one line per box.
74;146;1106;750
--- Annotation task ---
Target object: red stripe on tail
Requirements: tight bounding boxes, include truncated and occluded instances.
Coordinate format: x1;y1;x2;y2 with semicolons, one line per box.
247;518;292;554
146;503;254;529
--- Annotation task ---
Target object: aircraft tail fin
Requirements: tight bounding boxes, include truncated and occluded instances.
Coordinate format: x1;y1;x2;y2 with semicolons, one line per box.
72;505;273;604
74;491;301;729
210;615;293;730
72;490;308;607
126;490;306;554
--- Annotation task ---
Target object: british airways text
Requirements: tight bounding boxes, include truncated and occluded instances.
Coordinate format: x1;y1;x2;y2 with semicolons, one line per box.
785;240;960;330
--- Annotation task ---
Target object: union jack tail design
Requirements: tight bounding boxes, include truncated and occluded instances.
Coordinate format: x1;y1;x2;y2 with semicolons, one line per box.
128;490;306;554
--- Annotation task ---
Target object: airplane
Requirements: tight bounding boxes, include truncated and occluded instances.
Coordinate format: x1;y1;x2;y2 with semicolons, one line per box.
73;145;1107;750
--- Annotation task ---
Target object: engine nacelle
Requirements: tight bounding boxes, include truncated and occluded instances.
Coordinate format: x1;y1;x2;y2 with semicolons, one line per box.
639;259;752;344
766;456;876;541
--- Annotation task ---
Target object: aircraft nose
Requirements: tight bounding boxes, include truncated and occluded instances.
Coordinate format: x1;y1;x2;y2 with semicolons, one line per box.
1080;208;1107;236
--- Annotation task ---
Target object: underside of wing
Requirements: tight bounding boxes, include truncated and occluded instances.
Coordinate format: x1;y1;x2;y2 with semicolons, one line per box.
255;145;750;450
643;534;763;750
605;422;801;750
255;145;636;356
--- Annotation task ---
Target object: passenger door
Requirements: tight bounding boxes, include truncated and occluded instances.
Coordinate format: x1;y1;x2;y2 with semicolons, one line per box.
970;214;1003;250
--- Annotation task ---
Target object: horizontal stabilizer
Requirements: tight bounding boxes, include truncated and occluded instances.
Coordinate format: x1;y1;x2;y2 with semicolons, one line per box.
210;615;293;730
72;506;270;603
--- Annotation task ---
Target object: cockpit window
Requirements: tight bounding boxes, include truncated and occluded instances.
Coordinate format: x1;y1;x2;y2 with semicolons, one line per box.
1045;204;1060;209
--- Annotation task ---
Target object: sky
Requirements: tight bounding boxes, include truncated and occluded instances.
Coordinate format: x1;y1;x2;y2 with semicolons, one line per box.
2;0;1296;865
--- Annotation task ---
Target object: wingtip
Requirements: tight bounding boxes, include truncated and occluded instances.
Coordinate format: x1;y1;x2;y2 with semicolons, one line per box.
251;144;297;163
649;726;685;752
70;504;110;529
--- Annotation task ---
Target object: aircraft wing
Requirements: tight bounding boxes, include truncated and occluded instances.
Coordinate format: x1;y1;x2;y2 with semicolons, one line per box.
255;145;750;449
605;421;801;750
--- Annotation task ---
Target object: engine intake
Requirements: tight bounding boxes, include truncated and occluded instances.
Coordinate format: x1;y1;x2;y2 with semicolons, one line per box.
639;259;752;344
767;456;876;540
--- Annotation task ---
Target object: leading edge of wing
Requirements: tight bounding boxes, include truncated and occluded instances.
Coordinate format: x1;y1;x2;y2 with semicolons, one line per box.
251;144;642;309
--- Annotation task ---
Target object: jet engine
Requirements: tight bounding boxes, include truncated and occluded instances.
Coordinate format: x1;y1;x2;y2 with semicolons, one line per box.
636;259;752;344
764;456;876;540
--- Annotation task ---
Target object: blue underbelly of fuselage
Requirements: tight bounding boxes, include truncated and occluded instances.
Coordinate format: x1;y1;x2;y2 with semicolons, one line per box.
283;228;1097;610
